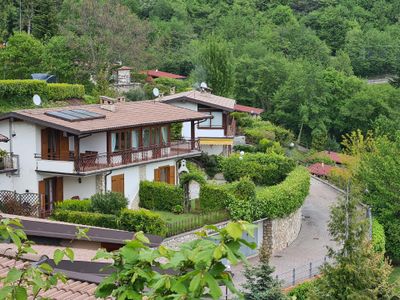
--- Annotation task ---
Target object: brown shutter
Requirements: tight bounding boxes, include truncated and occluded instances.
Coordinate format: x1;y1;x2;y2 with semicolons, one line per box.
154;168;161;182
41;128;49;159
59;133;69;160
169;165;176;185
38;180;46;213
55;177;63;202
112;174;124;195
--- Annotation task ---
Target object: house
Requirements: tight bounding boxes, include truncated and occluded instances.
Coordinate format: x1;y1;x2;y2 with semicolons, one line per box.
140;69;187;81
160;90;263;155
234;103;264;117
0;98;210;213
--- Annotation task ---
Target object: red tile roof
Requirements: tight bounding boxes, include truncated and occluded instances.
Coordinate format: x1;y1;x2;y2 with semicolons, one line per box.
140;70;186;79
234;104;264;115
117;66;134;70
0;134;9;142
308;163;333;176
0;101;210;135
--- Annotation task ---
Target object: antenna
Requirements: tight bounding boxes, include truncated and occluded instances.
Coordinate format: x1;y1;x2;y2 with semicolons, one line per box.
33;94;42;106
152;87;160;98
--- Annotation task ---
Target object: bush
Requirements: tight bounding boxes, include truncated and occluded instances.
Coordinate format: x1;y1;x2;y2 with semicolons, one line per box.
233;144;257;153
118;208;167;236
255;166;310;219
372;219;386;253
52;210;118;229
327;167;352;190
199;184;235;212
193;153;224;178
171;205;184;214
222;152;295;186
55;199;92;212
179;162;207;186
125;87;146;101
139;181;183;211
91;192;128;215
46;83;85;100
287;280;316;300
226;177;257;221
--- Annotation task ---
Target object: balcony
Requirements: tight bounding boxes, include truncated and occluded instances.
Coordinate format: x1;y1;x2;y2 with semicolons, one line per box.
0;153;18;174
36;139;200;174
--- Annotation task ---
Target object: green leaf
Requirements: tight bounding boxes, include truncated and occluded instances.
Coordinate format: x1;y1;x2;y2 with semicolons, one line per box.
65;247;74;262
225;222;243;240
135;231;150;244
0;286;12;299
189;272;202;292
14;286;27;300
39;263;53;273
5;268;23;283
8;231;21;247
204;272;222;300
53;249;64;265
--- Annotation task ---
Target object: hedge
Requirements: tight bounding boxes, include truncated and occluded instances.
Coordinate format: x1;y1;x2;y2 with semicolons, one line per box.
55;199;92;212
222;152;295;186
287;280;316;300
254;166;310;219
198;184;235;212
0;80;85;101
118;208;167;237
52;210;118;229
139;181;183;211
91;192;128;215
372;219;386;253
179;162;207;186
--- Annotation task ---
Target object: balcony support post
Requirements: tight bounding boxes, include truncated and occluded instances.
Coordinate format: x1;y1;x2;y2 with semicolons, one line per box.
74;135;80;171
191;121;195;150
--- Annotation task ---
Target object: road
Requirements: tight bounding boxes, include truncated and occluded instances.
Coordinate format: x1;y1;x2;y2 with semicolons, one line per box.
231;177;341;288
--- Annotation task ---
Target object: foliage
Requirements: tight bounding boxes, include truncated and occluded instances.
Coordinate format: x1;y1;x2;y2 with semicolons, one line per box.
242;260;286;300
0;218;75;299
372;219;386;254
192;153;223;178
94;221;257;299
199;184;234;213
327;167;352;190
222;152;295;186
124;87;146;101
254;166;310;220
179;162;207;186
233;144;257;153
55;199;92;212
52;210;118;229
356;134;400;262
46;83;85;100
227;177;257;222
118;208;167;237
90;192;128;215
306;153;335;165
287;280;316;300
171;205;184;214
139;180;183;212
314;192;395;299
170;122;183;140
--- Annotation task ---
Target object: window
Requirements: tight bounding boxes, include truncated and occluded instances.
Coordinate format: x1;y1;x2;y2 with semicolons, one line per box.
154;165;176;184
142;128;150;148
161;126;168;144
132;129;139;149
198;111;224;129
111;130;131;152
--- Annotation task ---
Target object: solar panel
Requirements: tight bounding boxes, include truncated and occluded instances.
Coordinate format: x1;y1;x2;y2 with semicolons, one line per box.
45;109;105;122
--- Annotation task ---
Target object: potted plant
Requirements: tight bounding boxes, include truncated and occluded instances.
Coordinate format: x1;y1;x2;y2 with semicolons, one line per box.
0;149;8;170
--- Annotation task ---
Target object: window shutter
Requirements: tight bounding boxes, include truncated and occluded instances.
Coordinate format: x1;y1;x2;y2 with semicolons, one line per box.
59;133;69;160
38;180;46;214
169;166;176;185
154;168;161;182
55;177;63;202
41;128;49;159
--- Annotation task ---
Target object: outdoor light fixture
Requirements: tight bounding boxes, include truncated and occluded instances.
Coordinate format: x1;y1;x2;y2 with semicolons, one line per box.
78;178;82;184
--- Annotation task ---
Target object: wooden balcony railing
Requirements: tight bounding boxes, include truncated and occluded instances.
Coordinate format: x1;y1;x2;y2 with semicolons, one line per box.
35;139;200;173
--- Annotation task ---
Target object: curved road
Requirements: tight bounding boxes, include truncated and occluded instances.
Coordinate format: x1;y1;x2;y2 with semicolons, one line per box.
231;177;341;287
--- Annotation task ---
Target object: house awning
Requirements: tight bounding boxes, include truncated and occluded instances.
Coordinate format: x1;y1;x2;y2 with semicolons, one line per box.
199;137;234;146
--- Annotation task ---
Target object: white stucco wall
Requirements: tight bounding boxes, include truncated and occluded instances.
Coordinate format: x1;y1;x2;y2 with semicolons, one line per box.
79;132;107;153
63;176;97;200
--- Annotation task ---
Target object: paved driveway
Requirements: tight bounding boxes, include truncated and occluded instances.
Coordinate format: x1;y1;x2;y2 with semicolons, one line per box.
231;177;341;288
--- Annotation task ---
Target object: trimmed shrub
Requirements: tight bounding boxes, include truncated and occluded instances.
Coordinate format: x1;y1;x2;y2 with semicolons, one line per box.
255;166;310;219
287;280;316;300
226;177;257;221
118;208;167;236
179;162;207;186
199;184;235;212
46;83;85;100
192;153;224;178
52;210;118;229
139;181;183;211
372;219;386;253
222;152;295;186
233;144;257;153
55;199;92;212
91;192;128;215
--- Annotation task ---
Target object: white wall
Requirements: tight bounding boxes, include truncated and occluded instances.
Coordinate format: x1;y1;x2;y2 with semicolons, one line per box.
200;145;225;156
79;132;107;153
63;176;97;200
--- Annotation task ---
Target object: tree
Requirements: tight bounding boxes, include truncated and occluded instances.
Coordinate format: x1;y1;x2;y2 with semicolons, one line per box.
356;134;400;262
192;35;235;96
0;32;44;79
314;188;394;299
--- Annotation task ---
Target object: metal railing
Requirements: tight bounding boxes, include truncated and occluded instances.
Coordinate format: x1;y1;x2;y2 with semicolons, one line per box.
35;139;200;173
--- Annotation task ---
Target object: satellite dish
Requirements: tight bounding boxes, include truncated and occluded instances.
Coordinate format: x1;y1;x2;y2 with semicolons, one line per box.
152;87;160;97
33;94;42;106
200;82;208;89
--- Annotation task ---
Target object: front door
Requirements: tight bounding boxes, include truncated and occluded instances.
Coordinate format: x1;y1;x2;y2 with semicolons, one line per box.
111;174;124;196
38;177;63;216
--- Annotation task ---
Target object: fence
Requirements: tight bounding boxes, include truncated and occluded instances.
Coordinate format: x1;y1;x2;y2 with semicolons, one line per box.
166;210;230;237
0;190;41;217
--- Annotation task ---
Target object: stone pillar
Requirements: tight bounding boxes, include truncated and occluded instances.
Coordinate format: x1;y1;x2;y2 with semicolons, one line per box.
260;219;273;263
95;174;105;194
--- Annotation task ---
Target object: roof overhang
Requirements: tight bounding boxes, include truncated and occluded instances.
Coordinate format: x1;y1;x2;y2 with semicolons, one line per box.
162;96;235;112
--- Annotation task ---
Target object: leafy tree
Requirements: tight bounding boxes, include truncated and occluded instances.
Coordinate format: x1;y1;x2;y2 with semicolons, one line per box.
314;189;395;299
0;32;44;79
95;221;256;299
192;35;235;96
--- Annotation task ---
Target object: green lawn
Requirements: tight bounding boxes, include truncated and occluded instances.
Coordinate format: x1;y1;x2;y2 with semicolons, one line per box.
154;210;202;223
